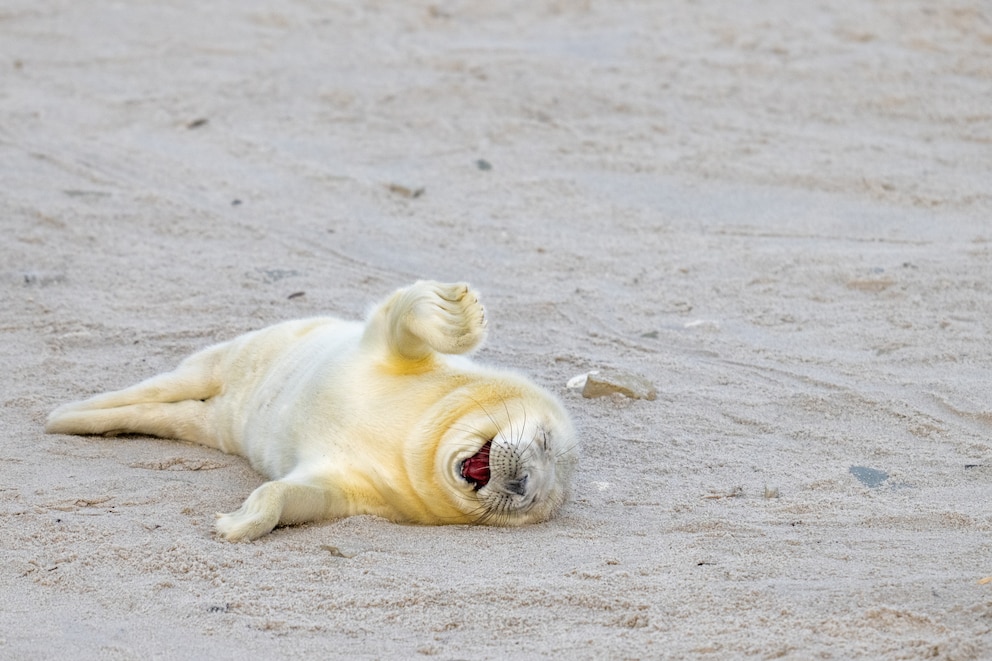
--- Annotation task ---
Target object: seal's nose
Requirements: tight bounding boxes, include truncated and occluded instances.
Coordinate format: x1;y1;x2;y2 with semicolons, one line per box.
505;474;529;496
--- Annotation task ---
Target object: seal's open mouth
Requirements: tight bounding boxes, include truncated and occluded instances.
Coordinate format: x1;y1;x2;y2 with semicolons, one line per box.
461;440;491;490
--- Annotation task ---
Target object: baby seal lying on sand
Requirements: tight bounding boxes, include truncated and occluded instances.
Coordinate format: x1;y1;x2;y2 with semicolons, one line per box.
46;281;578;541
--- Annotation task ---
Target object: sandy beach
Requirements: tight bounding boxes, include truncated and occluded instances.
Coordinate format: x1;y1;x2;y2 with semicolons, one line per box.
2;1;991;658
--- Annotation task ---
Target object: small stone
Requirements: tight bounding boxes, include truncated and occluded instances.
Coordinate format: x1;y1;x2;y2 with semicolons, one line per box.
19;271;67;287
849;466;888;488
386;183;425;198
581;369;656;401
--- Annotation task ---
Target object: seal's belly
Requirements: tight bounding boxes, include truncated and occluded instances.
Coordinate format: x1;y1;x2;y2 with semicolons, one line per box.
209;317;362;474
220;323;477;509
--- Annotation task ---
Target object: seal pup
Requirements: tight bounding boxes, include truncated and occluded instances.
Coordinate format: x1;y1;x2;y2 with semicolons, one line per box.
46;281;578;541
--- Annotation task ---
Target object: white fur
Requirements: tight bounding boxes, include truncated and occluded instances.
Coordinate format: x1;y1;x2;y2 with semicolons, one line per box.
47;281;578;541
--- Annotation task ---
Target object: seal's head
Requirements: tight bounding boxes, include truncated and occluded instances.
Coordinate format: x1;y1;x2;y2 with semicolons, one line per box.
416;382;578;526
456;419;574;525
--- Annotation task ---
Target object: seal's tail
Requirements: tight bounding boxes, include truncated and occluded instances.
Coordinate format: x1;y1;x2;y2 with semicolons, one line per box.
45;342;226;448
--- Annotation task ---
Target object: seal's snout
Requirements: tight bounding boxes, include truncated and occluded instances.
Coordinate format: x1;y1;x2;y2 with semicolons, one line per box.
505;474;528;496
461;440;491;490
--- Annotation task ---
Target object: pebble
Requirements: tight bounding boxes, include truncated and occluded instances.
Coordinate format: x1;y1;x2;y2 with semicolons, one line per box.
573;369;657;401
386;183;425;198
849;466;888;488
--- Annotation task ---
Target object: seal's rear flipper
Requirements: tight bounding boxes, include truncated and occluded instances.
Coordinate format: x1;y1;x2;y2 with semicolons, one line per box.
45;342;226;447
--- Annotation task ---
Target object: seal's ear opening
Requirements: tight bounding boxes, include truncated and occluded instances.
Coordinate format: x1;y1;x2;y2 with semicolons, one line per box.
460;440;491;490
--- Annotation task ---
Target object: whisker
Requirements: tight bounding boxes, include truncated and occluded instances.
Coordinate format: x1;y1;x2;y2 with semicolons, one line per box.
448;423;489;440
519;401;528;445
469;396;502;442
500;396;515;447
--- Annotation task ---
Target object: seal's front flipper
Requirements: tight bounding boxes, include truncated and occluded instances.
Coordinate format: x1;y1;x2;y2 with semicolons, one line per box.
214;480;335;542
363;280;488;362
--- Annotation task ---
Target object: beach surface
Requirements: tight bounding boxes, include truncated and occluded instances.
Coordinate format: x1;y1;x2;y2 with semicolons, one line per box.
2;1;991;658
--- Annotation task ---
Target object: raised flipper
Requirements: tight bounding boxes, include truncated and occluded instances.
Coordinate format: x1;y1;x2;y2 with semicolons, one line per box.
363;280;488;362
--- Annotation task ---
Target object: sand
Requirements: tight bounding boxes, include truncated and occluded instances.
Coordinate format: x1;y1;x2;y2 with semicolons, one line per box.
2;1;991;658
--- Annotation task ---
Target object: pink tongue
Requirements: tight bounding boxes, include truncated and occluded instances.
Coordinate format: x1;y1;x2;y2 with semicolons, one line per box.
461;441;491;488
